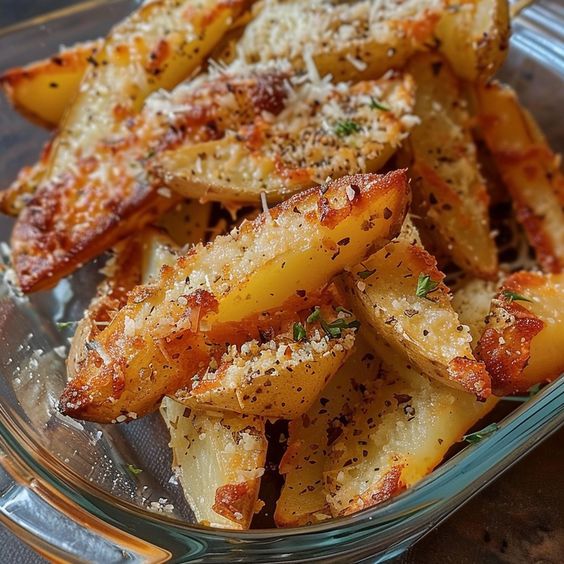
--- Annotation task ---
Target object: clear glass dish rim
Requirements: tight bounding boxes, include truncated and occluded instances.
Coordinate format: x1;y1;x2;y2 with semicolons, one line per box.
0;0;562;559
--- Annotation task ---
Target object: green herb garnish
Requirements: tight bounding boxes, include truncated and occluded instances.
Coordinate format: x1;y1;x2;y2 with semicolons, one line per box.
501;383;543;403
126;464;143;476
369;97;390;111
463;423;499;444
321;318;360;339
334;120;362;137
415;273;439;300
293;322;307;341
306;307;321;323
502;290;533;303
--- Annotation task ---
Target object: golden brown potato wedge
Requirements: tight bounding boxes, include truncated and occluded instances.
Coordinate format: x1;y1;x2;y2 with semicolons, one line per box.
275;338;380;527
236;0;508;82
10;0;250;293
341;236;491;399
475;81;564;273
59;171;410;423
401;53;498;278
435;0;510;82
0;39;102;128
476;271;564;395
153;67;416;203
161;398;267;529
174;297;356;419
324;347;498;517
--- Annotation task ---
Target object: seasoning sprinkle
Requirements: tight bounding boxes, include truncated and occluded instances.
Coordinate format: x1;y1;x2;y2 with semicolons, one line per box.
369;97;390;111
293;322;307;342
463;423;499;444
334;120;362;137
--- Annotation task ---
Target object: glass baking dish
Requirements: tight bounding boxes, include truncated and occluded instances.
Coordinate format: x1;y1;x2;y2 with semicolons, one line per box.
0;1;562;562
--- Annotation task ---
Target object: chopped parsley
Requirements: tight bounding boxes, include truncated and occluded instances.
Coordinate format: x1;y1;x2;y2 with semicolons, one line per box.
334;120;362;137
502;289;533;303
415;273;439;300
463;423;499;444
306;307;321;323
501;383;543;403
126;464;143;476
369;97;390;111
321;318;360;338
293;322;307;342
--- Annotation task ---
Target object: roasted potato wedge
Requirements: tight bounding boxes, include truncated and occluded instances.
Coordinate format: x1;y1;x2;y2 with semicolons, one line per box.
341;236;491;399
161;398;267;529
324;347;498;517
10;0;249;293
401;53;498;278
476;271;564;395
153;66;416;203
175;297;356;419
435;0;510;82
236;0;508;82
0;39;101;128
59;172;410;423
475;81;564;273
275;338;380;527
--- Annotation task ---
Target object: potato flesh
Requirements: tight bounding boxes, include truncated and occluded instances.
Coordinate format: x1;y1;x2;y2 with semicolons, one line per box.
275;338;381;527
161;398;267;529
476;81;564;273
60;172;410;422
0;40;101;128
404;53;497;278
435;0;510;82
324;347;498;517
342;237;491;398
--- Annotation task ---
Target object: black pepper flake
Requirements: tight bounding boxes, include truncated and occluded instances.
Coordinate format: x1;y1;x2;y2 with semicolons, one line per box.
383;207;392;220
394;393;412;405
337;237;350;246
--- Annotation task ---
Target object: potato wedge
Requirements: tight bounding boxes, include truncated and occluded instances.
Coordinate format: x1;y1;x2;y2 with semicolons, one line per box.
59;171;410;423
275;338;380;527
236;0;507;82
402;53;498;278
0;39;101;128
341;236;491;399
10;0;249;293
476;271;564;395
153;66;416;203
324;348;498;517
174;297;356;419
475;81;564;273
160;398;267;529
435;0;510;82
